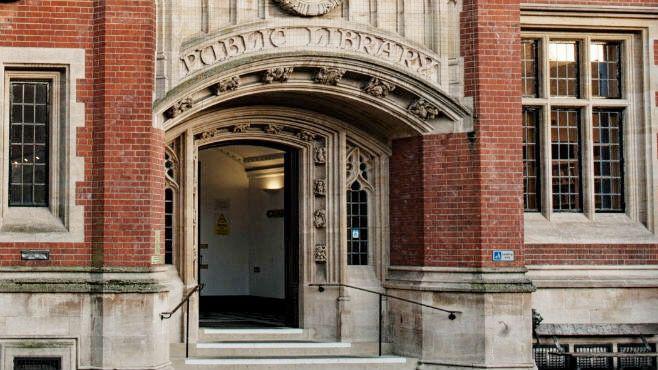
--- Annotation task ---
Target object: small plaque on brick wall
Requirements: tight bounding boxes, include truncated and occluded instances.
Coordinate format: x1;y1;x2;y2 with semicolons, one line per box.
492;250;514;262
21;250;50;261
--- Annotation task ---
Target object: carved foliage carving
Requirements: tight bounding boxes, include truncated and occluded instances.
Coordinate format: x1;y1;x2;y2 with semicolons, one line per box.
313;209;326;228
314;244;327;264
263;67;294;83
265;124;283;135
363;78;396;98
232;123;250;133
314;179;327;197
210;76;240;95
314;146;327;165
409;98;440;120
298;130;315;142
315;67;345;85
273;0;341;17
164;97;193;119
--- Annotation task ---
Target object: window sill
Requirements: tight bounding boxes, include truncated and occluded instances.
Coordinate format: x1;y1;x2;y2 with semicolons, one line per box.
525;212;658;244
0;207;68;241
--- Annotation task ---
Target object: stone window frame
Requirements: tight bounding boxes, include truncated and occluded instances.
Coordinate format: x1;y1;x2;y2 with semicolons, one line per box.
522;32;638;221
0;338;76;370
0;48;85;242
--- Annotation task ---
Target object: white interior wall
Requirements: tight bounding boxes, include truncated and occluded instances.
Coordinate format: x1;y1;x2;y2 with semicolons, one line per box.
248;174;285;299
199;148;285;299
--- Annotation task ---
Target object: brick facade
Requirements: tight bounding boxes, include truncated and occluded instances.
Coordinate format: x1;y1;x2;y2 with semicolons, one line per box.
0;0;161;267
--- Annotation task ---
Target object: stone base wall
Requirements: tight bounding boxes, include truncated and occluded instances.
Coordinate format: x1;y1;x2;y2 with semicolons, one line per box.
0;267;183;370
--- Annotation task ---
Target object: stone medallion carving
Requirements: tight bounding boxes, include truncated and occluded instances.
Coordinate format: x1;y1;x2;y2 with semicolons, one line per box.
315;67;345;85
274;0;341;17
314;179;327;197
263;67;294;83
314;244;327;264
210;76;240;95
313;209;326;228
164;97;193;119
364;78;396;98
409;98;440;120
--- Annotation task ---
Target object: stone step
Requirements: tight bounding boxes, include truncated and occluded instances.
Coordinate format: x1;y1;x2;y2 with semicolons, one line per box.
198;327;311;342
175;356;415;370
193;341;357;357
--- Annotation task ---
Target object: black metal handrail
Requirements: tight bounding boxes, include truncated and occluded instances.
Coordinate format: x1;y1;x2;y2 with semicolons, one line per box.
310;283;460;356
161;284;203;358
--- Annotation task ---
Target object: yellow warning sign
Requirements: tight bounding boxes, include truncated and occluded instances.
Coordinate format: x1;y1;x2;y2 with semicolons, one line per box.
215;214;230;235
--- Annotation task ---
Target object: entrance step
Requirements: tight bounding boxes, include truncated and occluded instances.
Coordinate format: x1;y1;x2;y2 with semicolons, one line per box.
174;327;416;370
194;341;355;357
176;356;415;370
198;327;311;342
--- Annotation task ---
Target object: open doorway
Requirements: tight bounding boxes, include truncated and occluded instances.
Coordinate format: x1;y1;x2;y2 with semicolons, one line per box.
198;142;299;328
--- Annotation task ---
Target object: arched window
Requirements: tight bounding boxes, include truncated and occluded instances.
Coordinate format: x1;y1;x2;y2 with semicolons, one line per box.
164;145;179;265
346;145;374;266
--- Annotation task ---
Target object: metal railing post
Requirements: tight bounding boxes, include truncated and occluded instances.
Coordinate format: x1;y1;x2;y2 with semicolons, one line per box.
186;298;190;358
378;294;383;357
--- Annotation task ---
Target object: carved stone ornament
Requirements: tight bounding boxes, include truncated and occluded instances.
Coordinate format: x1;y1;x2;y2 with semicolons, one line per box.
201;128;223;140
263;67;294;83
315;67;345;85
314;146;327;165
210;76;240;95
273;0;341;17
265;124;283;135
164;97;193;119
313;209;326;228
409;98;440;120
363;78;396;98
298;130;315;142
314;244;327;264
314;179;327;197
232;123;250;133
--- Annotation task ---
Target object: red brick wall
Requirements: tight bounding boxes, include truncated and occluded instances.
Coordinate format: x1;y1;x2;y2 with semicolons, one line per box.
0;0;161;267
462;0;525;267
526;244;658;265
523;0;658;6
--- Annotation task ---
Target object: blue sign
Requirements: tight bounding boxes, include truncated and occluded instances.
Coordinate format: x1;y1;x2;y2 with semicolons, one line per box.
492;250;515;262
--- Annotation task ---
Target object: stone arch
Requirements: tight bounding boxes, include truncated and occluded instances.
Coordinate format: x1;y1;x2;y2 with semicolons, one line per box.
155;52;472;139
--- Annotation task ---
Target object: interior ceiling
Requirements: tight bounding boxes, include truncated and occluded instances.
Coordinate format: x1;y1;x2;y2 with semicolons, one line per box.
203;145;284;171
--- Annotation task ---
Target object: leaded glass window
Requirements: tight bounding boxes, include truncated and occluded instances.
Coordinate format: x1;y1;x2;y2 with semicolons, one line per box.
522;39;539;98
9;80;50;207
523;107;540;211
593;110;624;212
549;41;579;97
591;41;622;99
551;108;581;212
346;145;374;266
165;187;174;264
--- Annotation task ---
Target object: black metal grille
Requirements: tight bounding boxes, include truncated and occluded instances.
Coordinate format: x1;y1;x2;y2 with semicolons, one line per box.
551;108;582;211
523;107;541;211
9;80;50;207
14;357;61;370
533;345;570;370
618;343;657;370
522;39;539;98
347;181;368;266
165;187;174;264
593;110;624;212
591;41;622;99
549;41;580;97
574;344;613;369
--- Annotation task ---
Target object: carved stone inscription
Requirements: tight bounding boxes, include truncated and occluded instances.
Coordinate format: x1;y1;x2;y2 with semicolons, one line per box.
180;26;441;83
